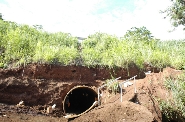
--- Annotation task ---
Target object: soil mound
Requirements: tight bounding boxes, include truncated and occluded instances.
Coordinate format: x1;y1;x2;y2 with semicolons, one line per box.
73;101;155;122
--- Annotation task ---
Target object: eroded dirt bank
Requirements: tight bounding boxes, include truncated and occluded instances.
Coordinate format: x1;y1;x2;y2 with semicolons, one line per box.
0;64;144;107
0;64;182;122
0;63;145;80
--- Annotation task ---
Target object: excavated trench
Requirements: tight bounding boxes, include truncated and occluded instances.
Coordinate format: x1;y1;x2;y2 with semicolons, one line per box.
63;86;98;115
0;64;147;118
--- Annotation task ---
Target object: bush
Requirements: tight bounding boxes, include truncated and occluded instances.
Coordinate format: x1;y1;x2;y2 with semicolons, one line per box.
159;74;185;121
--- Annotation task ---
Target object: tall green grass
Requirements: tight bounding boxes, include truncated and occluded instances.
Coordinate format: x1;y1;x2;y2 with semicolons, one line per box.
158;40;185;69
0;19;185;70
81;32;185;70
0;20;79;68
159;73;185;121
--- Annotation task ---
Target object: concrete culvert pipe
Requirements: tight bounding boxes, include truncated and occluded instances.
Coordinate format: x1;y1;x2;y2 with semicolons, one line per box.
63;86;98;116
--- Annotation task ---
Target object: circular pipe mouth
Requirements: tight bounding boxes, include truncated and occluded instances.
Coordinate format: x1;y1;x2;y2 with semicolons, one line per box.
63;86;98;115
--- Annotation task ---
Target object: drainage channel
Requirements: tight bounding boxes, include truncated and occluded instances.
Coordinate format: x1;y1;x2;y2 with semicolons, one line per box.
63;86;98;119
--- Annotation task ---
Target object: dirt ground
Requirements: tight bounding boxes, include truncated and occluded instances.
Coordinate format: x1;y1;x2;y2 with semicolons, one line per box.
0;64;183;122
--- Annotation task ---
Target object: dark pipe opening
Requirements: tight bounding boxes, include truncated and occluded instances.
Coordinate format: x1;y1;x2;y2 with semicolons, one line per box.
63;86;97;114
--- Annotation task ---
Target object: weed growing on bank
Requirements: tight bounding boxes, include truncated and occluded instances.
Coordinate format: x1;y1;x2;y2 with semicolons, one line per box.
159;73;185;121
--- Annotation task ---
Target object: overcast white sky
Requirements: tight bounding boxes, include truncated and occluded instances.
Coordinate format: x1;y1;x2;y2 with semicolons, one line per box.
0;0;184;40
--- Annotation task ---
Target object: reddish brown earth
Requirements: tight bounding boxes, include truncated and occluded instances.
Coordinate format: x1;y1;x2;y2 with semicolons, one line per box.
0;64;183;122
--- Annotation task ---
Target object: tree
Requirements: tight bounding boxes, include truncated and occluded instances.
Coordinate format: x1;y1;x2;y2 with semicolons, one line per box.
123;26;154;42
162;0;185;29
33;25;43;30
0;13;3;20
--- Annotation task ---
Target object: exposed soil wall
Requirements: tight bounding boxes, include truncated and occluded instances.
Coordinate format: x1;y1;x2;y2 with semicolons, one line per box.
0;63;145;111
0;63;145;80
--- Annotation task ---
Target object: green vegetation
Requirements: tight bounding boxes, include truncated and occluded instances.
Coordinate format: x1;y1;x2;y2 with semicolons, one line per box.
105;78;120;94
162;0;185;29
0;20;79;68
159;73;185;121
0;19;185;70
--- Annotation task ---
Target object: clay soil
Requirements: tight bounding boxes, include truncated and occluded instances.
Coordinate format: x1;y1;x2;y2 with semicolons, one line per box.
0;64;183;122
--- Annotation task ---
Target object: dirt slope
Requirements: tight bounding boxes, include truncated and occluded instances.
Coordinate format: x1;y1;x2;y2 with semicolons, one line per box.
72;101;154;122
0;64;183;122
73;67;182;122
